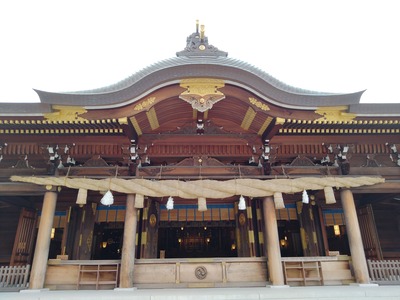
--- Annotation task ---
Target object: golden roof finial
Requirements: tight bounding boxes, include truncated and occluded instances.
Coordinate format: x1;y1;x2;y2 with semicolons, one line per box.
200;24;205;41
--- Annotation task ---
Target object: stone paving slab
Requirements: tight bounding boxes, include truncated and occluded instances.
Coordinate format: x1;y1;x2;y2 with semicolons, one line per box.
1;285;400;300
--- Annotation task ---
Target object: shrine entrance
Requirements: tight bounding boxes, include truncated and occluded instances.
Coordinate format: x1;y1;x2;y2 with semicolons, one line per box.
158;203;238;258
158;222;236;258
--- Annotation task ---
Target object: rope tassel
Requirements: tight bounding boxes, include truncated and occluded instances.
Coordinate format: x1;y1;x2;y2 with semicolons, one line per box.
198;197;207;211
273;192;285;209
135;194;144;208
324;186;336;204
76;188;87;206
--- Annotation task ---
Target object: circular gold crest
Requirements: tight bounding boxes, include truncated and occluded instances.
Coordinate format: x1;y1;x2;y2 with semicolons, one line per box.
149;214;157;227
199;44;206;50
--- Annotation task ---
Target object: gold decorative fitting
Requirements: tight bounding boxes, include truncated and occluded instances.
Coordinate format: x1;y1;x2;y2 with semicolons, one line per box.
179;78;225;112
146;107;160;130
275;117;286;125
241;107;256;130
315;106;356;122
118;117;128;125
258;116;273;136
134;97;156;111
44;105;87;122
249;97;270;111
129;116;142;136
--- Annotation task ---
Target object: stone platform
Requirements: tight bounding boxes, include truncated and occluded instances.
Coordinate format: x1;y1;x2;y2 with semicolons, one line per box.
1;285;400;300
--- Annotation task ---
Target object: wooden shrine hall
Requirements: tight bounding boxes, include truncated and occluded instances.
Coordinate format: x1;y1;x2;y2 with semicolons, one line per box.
1;21;400;291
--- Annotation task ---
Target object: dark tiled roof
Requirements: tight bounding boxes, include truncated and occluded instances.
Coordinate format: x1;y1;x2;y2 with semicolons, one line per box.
34;56;364;109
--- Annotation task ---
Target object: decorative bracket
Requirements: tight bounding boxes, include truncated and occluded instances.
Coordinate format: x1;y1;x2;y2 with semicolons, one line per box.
179;78;225;112
44;105;87;122
314;106;356;122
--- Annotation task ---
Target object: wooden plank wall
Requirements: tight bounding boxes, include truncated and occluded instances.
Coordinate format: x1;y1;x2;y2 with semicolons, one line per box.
0;204;20;265
372;204;400;259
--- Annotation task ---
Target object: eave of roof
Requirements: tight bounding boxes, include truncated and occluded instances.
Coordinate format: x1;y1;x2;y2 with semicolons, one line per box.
0;103;52;117
32;56;365;111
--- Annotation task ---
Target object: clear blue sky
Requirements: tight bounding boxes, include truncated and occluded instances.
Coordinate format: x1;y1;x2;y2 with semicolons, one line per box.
1;0;399;103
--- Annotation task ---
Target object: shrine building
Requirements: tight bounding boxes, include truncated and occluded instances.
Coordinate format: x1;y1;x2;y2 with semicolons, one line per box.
0;21;400;294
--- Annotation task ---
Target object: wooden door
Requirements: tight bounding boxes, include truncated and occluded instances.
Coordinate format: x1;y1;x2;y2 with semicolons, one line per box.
10;208;37;265
297;202;321;256
357;204;383;260
66;203;97;260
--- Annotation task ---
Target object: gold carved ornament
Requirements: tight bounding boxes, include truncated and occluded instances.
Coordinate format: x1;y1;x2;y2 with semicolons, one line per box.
134;97;156;111
249;97;270;111
179;78;225;112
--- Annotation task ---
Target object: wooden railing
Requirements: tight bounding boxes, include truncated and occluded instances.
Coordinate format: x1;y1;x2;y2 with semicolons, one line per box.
367;259;400;284
77;262;119;290
282;260;324;286
45;258;267;289
281;256;354;286
0;265;30;291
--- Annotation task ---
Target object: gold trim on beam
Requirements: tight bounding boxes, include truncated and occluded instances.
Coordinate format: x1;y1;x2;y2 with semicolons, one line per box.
118;117;128;125
315;106;356;122
257;116;273;136
44;105;87;122
275;117;286;125
129;116;142;136
146;107;160;130
241;107;256;130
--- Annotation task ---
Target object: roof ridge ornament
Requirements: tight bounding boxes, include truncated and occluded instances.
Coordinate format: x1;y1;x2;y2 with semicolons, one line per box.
176;20;228;58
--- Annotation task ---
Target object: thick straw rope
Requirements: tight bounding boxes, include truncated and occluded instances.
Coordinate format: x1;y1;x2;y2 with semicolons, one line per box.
10;176;384;199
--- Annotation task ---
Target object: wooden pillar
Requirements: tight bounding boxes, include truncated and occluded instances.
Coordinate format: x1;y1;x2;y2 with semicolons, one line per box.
120;194;138;288
340;189;370;284
263;196;285;286
29;191;57;289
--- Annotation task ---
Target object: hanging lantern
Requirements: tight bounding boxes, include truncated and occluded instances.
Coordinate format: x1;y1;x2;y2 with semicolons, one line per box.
302;190;309;204
166;196;174;210
198;197;207;211
324;186;336;204
238;195;246;210
273;192;285;209
76;188;87;206
100;190;114;206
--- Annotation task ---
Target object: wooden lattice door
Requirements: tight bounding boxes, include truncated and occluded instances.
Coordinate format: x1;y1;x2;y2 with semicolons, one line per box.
10;208;37;265
357;204;383;260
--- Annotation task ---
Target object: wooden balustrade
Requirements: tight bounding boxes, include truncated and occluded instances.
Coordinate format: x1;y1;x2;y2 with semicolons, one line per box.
367;259;400;284
0;265;30;291
282;256;354;286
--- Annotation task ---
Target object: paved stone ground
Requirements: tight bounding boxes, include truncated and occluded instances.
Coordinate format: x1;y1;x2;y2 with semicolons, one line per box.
1;285;400;300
